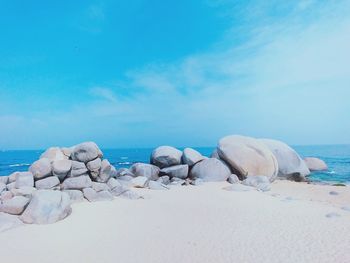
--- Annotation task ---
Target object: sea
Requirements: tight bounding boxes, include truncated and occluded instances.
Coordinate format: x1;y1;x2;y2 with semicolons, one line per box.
0;145;349;184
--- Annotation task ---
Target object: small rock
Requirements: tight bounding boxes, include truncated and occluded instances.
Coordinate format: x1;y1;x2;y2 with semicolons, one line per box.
83;188;113;202
304;157;328;171
157;176;170;185
148;180;169;190
52;159;72;180
69;161;88;177
96;159;112;183
92;182;110;192
87;158;102;179
116;168;135;177
61;175;92;190
131;176;149;188
63;190;84;203
35;176;60;190
15;172;34;188
29;158;52;180
107;178;122;190
130;163;160;180
0;196;30;215
118;190;143;200
228;174;240;184
191;178;204;186
160;165;189;179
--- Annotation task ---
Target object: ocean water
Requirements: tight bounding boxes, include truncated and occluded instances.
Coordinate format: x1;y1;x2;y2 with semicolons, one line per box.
0;145;349;184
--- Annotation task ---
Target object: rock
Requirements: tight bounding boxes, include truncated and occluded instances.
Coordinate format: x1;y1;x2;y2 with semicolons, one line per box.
95;159;112;183
6;182;16;191
61;147;73;158
69;161;88;177
61;175;92;190
260;139;310;178
71;142;103;163
116;168;135;177
110;166;118;178
304;157;328;171
118;190;143;200
210;150;220;159
217;135;278;181
0;176;9;184
83;188;113;202
131;176;149;188
52;159;72;180
130;163;160;180
118;175;134;181
0;183;6;193
0;196;30;215
148;180;169;190
35;176;60;190
40;147;66;162
228;174;240;184
169;178;186;186
223;184;256;192
107;178;122;190
0;212;24;233
15;172;34;188
157;176;170;185
242;175;271;191
182;148;205;166
20;190;71;224
151;146;182;168
286;172;307;182
63;190;84;203
190;158;231;182
191;178;204;186
8;172;20;183
29;158;52;180
1;191;13;201
11;187;37;198
86;158;102;179
160;165;189;179
92;182;110;192
110;184;130;197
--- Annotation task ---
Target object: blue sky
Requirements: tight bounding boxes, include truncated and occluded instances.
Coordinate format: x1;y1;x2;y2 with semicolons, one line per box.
0;0;349;149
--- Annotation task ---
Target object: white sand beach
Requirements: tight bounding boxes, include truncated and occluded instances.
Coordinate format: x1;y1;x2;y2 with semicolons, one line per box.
0;181;349;263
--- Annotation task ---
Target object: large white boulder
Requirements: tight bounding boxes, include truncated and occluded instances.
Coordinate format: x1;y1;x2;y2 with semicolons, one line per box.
130;163;160;180
35;176;60;190
217;135;278;181
71;142;103;163
0;196;30;215
40;147;66;162
82;188;113;202
190;158;231;182
260;139;310;178
69;161;88;177
151;146;182;168
304;157;328;171
20;190;71;224
52;159;72;180
29;158;52;180
160;164;189;179
14;172;34;188
61;175;92;190
182;148;205;166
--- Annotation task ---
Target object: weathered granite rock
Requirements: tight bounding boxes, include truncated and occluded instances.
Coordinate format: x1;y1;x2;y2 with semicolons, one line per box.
118;175;134;181
11;187;37;198
6;182;16;191
29;158;52;180
95;159;112;183
131;176;149;188
69;161;88;177
260;139;310;178
35;176;60;190
0;176;9;184
1;191;13;201
8;172;20;183
62;190;84;203
86;158;102;179
191;178;204;186
160;164;189;179
40;147;66;162
210;150;220;159
107;178;122;190
71;142;103;163
130;163;160;180
0;196;30;215
304;157;328;171
0;212;24;233
148;180;169;190
157;175;170;185
15;172;34;188
92;182;110;192
0;183;6;194
242;175;271;191
61;147;73;158
61;175;92;190
217;135;278;181
182;148;205;166
151;146;182;168
83;188;113;202
20;190;71;224
118;190;143;200
190;158;231;182
228;174;240;184
52;159;72;180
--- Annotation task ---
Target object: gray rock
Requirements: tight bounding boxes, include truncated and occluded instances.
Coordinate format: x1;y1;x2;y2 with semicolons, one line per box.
190;158;231;182
191;178;204;186
169;178;186;186
0;176;9;184
130;163;160;180
6;182;16;191
0;212;24;233
0;183;6;193
1;191;13;201
61;147;73;158
157;176;170;185
160;164;189;179
210;150;220;159
151;146;182;168
69;161;88;177
71;142;103;163
260;139;310;178
217;135;279;182
228;174;240;184
116;168;135;177
86;158;102;179
52;159;72;180
83;188;113;202
182;148;205;166
61;175;92;190
285;172;307;182
131;176;149;188
118;190;143;200
110;185;130;197
95;159;112;183
15;172;34;188
304;157;328;171
63;190;84;203
242;175;271;191
92;182;110;192
29;158;52;180
20;190;71;224
223;184;256;192
8;172;20;183
107;178;122;190
35;176;60;190
148;180;169;190
0;196;30;215
11;187;37;198
118;175;134;181
40;147;66;162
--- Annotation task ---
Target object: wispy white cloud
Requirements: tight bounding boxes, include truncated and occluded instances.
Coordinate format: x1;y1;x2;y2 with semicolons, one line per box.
89;87;118;103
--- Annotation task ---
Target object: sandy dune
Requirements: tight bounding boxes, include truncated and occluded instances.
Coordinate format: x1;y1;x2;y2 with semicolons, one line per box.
0;181;350;263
